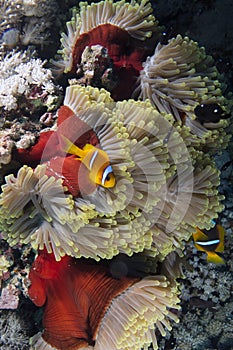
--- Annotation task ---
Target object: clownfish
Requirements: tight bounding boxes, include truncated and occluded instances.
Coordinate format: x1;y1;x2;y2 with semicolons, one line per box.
193;220;225;264
61;135;115;188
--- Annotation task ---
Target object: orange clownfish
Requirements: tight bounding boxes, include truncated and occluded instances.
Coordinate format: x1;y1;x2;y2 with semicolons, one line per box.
193;220;225;264
61;135;115;188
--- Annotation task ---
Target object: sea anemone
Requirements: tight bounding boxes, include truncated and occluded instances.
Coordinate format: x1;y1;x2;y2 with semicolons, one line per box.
29;249;180;350
134;35;230;150
0;164;97;261
0;83;224;262
53;0;158;99
61;85;171;214
146;153;224;259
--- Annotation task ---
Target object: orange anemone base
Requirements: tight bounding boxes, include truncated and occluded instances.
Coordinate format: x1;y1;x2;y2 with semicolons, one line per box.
71;24;149;100
28;250;139;349
16;105;99;197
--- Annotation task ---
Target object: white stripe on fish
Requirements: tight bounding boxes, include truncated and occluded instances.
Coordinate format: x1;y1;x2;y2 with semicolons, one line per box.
89;150;99;169
196;239;220;246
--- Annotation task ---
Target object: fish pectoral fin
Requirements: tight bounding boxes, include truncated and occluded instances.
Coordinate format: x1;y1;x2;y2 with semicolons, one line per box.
207;251;225;264
193;227;209;242
194;243;206;253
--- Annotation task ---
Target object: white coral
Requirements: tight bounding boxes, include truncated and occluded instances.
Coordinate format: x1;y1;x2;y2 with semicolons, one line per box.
22;0;58;17
0;255;11;278
0;50;56;111
0;311;29;348
0;0;23;35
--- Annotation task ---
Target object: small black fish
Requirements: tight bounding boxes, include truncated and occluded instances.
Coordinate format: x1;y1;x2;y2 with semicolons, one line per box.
159;26;175;45
221;160;232;171
194;103;231;124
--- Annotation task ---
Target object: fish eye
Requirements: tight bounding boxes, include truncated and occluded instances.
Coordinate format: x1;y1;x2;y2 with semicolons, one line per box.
213;107;221;115
102;165;114;186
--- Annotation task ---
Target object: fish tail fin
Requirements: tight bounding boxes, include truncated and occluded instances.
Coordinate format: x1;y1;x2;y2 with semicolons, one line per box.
60;135;85;158
215;224;225;253
207;251;225;264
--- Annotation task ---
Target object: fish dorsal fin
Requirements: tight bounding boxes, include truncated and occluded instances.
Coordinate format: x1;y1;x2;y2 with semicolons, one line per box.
193;227;209;242
83;144;95;151
60;135;85;158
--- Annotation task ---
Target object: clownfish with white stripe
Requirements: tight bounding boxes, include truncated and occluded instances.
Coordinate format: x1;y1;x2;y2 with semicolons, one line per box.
61;135;115;188
193;220;225;264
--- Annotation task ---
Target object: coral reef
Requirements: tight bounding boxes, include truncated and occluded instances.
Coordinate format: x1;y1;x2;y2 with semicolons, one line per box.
0;311;29;349
0;49;62;176
0;50;60;112
0;0;60;49
0;254;11;280
0;283;19;309
160;225;233;350
156;142;233;349
0;0;23;36
0;0;232;349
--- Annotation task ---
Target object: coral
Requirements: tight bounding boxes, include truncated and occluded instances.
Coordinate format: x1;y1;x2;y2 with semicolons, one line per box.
0;310;29;349
75;44;117;91
0;239;34;302
0;284;19;309
0;133;15;165
0;124;39;166
0;0;23;36
20;0;60;47
20;17;52;46
0;49;62;168
22;0;58;17
0;50;60;112
167;299;233;350
0;0;60;50
0;254;11;279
